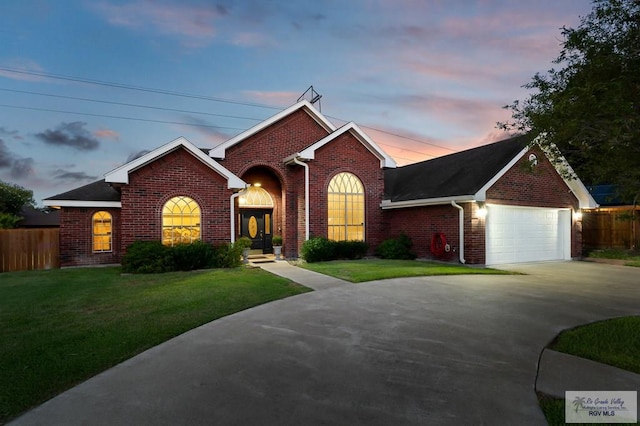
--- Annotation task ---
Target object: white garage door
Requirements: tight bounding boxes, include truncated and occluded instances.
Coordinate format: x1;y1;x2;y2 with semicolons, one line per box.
485;205;571;265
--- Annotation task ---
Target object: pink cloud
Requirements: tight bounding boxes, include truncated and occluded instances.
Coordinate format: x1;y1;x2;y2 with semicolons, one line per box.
231;32;277;48
92;1;224;48
94;129;120;140
0;58;46;82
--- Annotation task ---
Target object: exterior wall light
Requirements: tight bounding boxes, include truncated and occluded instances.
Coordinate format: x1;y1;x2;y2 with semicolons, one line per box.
573;209;583;221
476;202;487;219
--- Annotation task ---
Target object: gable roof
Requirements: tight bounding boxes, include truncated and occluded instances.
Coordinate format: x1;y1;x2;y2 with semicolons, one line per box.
297;122;396;168
209;100;336;159
105;136;245;189
43;179;122;208
382;135;597;209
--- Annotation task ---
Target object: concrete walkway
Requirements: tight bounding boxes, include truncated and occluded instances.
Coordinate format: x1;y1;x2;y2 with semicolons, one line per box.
10;260;640;425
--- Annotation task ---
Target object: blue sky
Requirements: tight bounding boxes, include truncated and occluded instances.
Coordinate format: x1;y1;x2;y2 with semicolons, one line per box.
0;0;593;204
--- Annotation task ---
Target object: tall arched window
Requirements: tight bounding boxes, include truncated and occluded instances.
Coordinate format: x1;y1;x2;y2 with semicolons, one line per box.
93;211;112;252
162;196;201;246
327;172;365;241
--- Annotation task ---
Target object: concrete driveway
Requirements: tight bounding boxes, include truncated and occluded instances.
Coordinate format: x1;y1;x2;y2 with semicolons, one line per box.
11;261;640;425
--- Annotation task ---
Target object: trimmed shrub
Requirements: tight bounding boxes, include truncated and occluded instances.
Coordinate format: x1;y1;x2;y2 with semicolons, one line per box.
122;240;173;273
171;240;215;271
375;233;417;260
302;238;369;262
212;243;243;268
334;240;369;260
301;237;335;263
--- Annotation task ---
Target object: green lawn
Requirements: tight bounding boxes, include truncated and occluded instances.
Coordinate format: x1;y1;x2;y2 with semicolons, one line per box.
587;248;640;267
550;316;640;374
0;266;310;423
299;258;513;282
540;316;640;425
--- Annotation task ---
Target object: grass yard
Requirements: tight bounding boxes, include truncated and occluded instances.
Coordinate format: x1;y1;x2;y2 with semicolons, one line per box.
0;266;310;423
300;258;513;282
587;248;640;267
550;316;640;374
540;316;640;425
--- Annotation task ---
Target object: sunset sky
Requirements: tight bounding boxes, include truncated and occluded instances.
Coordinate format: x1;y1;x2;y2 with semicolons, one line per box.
0;0;594;204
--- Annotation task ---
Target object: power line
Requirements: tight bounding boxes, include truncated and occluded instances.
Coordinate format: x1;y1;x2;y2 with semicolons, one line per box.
1;66;457;155
0;104;246;131
0;88;265;122
0;66;283;110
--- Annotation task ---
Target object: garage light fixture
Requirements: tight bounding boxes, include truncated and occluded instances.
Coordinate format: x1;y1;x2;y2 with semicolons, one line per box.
573;209;583;221
476;202;487;219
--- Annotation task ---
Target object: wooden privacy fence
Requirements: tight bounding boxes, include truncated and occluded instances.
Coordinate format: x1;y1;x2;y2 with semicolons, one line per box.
0;228;60;273
582;207;639;251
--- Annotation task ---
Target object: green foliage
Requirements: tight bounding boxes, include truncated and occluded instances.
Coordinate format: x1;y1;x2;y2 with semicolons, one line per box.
171;240;215;271
333;240;369;260
235;236;253;250
301;237;370;262
375;233;417;260
123;240;245;273
122;241;173;273
0;180;35;216
212;243;243;268
499;0;640;202
271;234;283;246
301;237;335;262
0;212;22;229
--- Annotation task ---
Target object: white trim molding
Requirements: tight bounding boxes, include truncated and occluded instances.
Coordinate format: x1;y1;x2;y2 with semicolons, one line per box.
104;136;245;189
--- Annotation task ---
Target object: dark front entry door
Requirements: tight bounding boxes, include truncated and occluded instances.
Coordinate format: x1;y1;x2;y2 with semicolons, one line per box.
240;209;273;253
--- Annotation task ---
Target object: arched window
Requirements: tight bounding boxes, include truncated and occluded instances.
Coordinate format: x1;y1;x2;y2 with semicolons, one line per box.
93;211;112;252
327;172;365;241
162;196;201;246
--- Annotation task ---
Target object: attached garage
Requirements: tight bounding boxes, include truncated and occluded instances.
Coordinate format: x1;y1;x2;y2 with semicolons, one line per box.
485;205;572;265
382;136;598;265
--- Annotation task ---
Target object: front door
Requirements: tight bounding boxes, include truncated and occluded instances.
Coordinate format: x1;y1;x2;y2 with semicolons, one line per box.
240;209;273;253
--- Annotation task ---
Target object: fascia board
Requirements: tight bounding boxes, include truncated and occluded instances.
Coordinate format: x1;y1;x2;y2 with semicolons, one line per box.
299;122;397;168
209;100;336;159
381;195;475;210
105;136;246;190
42;200;122;208
474;146;528;201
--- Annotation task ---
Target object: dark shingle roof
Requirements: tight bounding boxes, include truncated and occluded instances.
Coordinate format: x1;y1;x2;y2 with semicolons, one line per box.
384;135;530;202
18;205;60;227
44;179;121;202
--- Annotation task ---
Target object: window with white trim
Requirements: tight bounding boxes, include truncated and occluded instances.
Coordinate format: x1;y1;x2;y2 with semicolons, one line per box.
92;211;112;252
327;172;365;241
162;196;201;246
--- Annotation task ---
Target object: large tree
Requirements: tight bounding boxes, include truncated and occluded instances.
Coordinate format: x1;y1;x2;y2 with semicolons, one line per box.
499;0;640;203
0;180;35;228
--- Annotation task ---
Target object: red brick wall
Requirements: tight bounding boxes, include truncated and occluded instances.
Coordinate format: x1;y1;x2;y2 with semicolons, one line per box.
218;109;330;257
59;207;121;267
486;147;579;208
486;147;581;258
119;148;233;251
309;132;386;254
383;203;465;261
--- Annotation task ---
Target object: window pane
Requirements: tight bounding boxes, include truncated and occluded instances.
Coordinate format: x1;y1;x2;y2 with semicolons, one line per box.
327;173;365;242
162;196;201;246
93;211;112;252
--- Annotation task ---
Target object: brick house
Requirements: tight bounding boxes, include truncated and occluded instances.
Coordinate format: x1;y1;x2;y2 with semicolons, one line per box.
43;100;596;267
